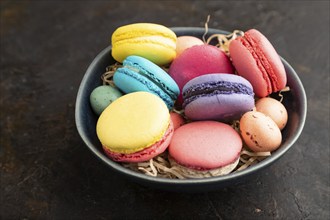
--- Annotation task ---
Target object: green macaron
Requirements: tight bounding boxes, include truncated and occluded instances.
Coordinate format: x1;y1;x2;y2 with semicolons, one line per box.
90;85;123;115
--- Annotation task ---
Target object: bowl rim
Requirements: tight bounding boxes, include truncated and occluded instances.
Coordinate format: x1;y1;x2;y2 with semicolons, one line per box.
75;27;307;185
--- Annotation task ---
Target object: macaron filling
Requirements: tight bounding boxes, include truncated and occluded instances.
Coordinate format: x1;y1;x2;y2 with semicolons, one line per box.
183;81;254;108
238;32;280;93
111;23;177;53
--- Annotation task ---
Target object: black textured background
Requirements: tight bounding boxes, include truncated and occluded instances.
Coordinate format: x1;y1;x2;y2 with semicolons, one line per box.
1;1;329;219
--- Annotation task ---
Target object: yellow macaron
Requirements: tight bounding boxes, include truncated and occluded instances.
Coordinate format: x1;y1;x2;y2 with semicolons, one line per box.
111;23;177;65
96;92;170;154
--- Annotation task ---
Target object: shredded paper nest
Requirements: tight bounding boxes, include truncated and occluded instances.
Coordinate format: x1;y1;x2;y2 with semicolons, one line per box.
99;20;290;179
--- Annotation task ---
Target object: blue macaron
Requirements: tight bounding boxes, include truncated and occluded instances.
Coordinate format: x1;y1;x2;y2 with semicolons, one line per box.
113;55;180;109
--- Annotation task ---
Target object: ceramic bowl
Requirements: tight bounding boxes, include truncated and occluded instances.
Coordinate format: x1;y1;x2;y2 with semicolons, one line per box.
75;27;307;192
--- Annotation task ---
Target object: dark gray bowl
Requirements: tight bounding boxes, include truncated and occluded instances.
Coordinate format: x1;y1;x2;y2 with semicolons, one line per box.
75;27;307;192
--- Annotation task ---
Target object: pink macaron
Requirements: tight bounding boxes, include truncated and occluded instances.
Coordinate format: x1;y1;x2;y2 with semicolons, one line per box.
229;29;287;97
168;121;242;178
169;44;235;106
170;112;185;130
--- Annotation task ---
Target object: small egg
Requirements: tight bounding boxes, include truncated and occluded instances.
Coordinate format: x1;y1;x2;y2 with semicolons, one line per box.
170;112;185;130
256;97;288;130
240;111;282;152
176;36;204;57
90;85;123;115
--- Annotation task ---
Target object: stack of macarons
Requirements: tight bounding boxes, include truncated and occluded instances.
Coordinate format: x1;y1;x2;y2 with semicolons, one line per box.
90;22;289;178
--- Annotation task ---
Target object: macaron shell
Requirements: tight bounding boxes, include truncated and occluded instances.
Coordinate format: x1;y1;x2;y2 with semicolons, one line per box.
111;23;177;65
169;44;235;104
183;71;252;89
96;92;170;154
169;121;242;170
103;120;174;163
256;97;288;130
169;157;239;178
176;36;204;57
240;111;282;152
184;93;254;121
170;112;185;130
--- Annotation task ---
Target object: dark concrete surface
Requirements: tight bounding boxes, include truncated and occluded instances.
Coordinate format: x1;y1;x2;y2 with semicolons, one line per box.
0;1;329;219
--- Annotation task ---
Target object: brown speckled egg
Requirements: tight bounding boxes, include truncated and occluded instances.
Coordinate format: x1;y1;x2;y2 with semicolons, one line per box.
176;36;204;57
256;97;288;130
240;111;282;152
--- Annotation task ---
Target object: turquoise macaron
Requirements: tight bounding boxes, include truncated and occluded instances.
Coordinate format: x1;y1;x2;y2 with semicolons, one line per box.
113;55;180;109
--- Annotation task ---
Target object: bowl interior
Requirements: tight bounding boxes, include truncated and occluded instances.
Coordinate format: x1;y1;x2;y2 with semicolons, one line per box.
75;27;307;192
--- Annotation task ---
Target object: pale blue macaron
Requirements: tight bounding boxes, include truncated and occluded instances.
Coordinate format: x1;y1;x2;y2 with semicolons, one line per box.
113;55;180;109
90;85;123;115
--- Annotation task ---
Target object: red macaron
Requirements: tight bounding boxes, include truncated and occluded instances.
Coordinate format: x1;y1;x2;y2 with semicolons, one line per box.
168;121;242;178
169;44;235;106
229;29;287;97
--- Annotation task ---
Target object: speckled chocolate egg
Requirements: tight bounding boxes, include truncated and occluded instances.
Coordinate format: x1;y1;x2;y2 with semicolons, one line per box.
176;36;204;57
240;111;282;152
90;85;123;115
256;97;288;130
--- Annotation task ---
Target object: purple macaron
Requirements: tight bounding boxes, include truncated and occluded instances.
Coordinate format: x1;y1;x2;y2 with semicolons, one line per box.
182;73;255;121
